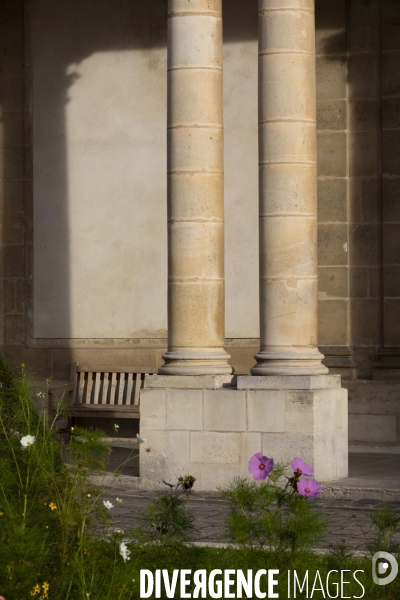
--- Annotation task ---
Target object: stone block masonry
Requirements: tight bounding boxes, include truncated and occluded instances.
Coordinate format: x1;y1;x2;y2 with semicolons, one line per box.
139;375;348;490
345;380;400;453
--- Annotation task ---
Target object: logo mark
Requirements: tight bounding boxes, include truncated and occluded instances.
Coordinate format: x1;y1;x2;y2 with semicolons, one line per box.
372;551;398;586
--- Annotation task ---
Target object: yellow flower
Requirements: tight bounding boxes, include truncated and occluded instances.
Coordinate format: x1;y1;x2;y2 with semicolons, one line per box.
49;502;57;510
43;582;49;598
0;511;3;516
30;584;41;596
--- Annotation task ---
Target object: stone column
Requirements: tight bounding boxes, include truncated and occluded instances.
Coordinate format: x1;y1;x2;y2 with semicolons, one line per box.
159;0;232;375
252;0;327;376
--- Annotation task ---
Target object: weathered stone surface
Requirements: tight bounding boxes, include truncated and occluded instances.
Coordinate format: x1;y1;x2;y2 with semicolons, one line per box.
316;56;346;100
247;390;285;432
318;224;348;266
167;389;203;431
139;389;167;431
318;299;348;346
253;0;329;377
317;179;347;223
239;432;262;477
145;375;235;390
317;132;347;177
204;390;246;432
285;391;314;433
140;431;191;488
262;432;315;468
318;267;348;297
160;0;231;375
191;432;241;465
238;375;341;390
349;414;397;444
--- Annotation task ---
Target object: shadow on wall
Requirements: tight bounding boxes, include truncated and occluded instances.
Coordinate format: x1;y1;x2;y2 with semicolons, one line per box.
315;0;384;379
24;0;259;378
31;0;168;352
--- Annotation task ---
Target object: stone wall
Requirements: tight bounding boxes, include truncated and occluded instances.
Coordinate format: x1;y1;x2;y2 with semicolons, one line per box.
0;0;40;370
345;380;400;453
1;0;262;379
376;0;400;377
1;0;400;442
315;0;384;379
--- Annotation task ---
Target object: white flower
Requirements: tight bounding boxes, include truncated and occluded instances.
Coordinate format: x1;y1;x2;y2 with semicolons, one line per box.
36;391;45;399
114;528;124;534
136;433;147;444
116;497;123;504
113;423;120;431
20;435;35;448
119;541;130;562
103;500;114;510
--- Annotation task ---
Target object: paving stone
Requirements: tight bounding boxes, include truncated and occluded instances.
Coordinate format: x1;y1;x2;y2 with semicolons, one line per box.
99;453;400;552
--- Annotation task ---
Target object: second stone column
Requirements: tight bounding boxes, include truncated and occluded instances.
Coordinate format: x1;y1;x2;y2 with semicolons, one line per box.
159;0;232;375
252;0;327;376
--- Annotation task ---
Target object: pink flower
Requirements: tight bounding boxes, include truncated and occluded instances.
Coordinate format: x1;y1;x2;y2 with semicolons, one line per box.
291;457;313;476
248;453;274;480
297;478;322;498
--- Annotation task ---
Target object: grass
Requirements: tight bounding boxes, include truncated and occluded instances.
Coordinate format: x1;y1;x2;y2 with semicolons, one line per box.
52;544;398;599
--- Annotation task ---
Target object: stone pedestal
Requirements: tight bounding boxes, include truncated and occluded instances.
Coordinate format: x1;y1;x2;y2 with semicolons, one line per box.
139;375;348;490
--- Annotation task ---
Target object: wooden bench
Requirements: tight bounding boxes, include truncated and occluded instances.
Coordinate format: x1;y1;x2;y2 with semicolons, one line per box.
48;362;156;421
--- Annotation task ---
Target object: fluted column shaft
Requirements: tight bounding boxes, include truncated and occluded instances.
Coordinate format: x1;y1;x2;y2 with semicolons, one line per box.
252;0;327;376
159;0;232;375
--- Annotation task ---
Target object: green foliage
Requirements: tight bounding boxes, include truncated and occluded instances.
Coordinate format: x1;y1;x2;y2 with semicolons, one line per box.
366;503;400;556
0;359;138;600
0;359;39;434
2;356;400;599
220;471;326;572
136;477;197;545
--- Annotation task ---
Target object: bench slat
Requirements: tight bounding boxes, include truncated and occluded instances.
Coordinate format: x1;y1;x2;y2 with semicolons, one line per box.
71;362;78;404
117;373;124;405
126;372;134;405
110;372;117;404
92;372;100;404
78;372;85;403
101;373;109;404
133;373;141;406
86;372;94;404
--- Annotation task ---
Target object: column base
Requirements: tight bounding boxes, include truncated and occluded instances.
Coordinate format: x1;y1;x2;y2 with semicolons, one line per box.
251;350;328;376
159;348;233;376
139;374;348;490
